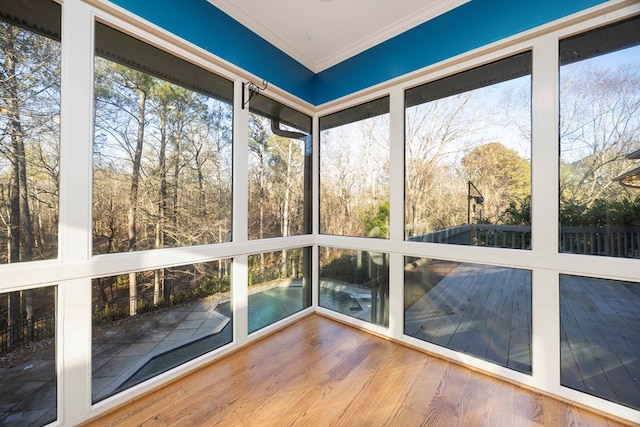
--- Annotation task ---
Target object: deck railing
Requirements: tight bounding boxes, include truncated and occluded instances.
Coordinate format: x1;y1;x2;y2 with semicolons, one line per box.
412;225;640;258
410;224;530;249
560;226;640;258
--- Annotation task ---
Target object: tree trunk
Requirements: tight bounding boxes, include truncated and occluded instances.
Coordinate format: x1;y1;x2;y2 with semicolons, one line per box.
155;107;168;306
194;145;206;217
259;141;266;273
281;138;293;277
7;292;20;350
127;87;147;316
172;137;180;233
35;197;45;249
4;27;35;338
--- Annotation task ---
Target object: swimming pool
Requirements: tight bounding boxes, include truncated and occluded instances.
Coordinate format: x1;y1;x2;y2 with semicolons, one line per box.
215;285;308;334
216;285;363;332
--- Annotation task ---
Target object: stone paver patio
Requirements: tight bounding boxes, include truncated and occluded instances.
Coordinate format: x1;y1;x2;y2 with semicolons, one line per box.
0;296;230;426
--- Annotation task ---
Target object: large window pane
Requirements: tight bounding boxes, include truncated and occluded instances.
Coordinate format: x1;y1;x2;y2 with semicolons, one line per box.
247;247;311;333
405;258;532;374
319;247;389;327
405;53;532;249
560;274;640;409
320;97;390;238
0;285;56;425
559;16;640;258
93;23;233;255
0;0;61;265
248;94;312;240
92;260;232;402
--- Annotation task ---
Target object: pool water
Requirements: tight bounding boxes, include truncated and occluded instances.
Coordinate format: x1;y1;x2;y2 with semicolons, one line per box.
216;285;308;334
215;285;363;332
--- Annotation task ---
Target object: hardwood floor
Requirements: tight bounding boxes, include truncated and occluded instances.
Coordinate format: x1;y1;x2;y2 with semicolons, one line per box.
85;315;631;427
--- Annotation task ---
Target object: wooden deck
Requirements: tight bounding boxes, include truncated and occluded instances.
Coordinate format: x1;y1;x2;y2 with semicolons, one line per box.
405;262;640;410
560;275;640;409
83;315;629;427
405;263;532;373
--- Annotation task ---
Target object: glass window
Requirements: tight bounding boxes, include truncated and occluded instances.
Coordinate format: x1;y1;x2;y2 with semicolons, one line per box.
320;97;390;238
559;16;640;258
405;53;532;249
405;257;532;374
0;285;57;425
92;260;232;402
319;247;389;327
93;23;233;255
248;94;312;240
560;274;640;409
247;247;311;333
0;0;61;265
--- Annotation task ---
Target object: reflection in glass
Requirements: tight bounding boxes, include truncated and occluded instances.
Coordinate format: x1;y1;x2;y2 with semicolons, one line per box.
404;257;531;374
320;97;390;238
559;17;640;258
247;248;311;333
0;286;57;425
319;247;389;327
405;53;532;249
560;274;640;410
92;260;232;402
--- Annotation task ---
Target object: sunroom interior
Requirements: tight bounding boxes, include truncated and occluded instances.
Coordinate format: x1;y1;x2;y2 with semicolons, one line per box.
0;0;639;425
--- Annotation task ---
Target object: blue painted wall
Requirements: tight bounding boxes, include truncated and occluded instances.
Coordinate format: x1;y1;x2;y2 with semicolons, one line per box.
315;0;607;104
109;0;607;106
108;0;316;103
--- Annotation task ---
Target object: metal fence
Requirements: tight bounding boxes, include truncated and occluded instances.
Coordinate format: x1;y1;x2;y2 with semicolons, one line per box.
0;314;55;356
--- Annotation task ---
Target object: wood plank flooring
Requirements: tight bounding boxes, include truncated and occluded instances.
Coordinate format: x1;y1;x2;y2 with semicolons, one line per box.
84;315;631;427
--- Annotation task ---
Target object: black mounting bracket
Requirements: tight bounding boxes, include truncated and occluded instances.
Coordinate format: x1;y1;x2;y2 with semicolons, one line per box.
242;79;268;109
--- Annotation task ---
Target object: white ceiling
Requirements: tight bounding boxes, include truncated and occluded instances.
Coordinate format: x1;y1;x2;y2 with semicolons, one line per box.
207;0;470;73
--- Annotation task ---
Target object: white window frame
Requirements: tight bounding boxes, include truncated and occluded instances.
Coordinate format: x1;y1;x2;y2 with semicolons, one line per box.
0;0;637;425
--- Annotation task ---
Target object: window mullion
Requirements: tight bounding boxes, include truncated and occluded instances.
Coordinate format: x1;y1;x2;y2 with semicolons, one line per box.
59;0;94;423
530;35;561;393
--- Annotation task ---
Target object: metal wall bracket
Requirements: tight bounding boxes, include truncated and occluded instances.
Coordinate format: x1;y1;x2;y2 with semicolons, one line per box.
242;79;268;109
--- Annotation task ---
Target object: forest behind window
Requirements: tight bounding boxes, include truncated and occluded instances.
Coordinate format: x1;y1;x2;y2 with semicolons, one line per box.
0;8;61;265
405;53;532;250
559;16;640;258
319;97;390;238
92;24;233;256
248;93;311;240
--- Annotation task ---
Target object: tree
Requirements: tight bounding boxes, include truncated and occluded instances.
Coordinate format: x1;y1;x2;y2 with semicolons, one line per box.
319;126;359;235
94;59;156;315
94;65;234;251
248;115;307;275
405;93;477;236
361;200;389;238
320;114;389;237
0;21;60;342
560;62;640;209
461;142;531;223
248;114;269;241
151;82;176;305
